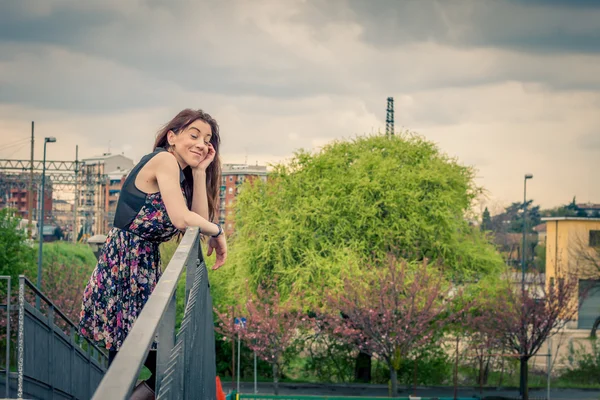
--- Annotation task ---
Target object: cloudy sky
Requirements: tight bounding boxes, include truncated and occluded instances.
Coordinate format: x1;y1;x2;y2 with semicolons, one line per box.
0;0;598;210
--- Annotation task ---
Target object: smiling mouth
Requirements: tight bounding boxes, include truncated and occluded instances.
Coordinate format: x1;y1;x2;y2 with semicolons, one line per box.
190;151;203;157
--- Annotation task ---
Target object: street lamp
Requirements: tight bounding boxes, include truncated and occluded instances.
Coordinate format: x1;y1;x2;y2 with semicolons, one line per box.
520;173;533;398
37;137;56;303
521;173;533;294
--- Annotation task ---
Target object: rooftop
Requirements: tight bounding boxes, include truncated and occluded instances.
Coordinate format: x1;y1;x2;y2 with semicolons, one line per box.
578;203;600;210
222;163;268;176
83;152;132;164
542;217;600;222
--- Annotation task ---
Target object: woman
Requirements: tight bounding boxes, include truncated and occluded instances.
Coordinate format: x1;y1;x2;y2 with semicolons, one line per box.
79;109;227;398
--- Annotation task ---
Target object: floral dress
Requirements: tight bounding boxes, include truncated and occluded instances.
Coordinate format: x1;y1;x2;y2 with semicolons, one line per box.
79;148;184;351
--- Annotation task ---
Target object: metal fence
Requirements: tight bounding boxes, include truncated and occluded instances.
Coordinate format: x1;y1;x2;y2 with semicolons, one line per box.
92;227;217;399
0;276;12;398
16;275;108;400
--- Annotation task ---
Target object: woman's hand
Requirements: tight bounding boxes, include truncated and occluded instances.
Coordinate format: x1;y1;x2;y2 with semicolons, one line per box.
207;233;227;270
194;143;216;172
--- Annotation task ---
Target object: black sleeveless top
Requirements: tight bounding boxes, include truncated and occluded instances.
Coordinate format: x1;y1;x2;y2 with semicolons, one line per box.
113;147;185;229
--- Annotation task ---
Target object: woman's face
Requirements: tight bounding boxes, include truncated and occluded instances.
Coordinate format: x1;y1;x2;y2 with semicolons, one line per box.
168;119;213;168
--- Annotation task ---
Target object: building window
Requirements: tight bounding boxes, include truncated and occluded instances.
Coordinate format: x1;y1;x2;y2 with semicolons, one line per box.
229;176;233;182
590;230;600;247
228;188;233;194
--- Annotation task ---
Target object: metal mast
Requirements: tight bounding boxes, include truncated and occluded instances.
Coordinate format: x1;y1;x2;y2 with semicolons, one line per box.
385;97;394;136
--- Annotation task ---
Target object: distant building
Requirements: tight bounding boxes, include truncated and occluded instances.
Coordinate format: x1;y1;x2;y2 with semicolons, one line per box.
544;216;600;329
52;199;74;229
0;172;52;221
577;203;600;218
533;223;547;245
79;153;134;235
220;163;268;235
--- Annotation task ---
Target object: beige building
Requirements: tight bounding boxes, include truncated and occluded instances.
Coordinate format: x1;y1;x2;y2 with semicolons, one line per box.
79;153;134;236
544;217;600;329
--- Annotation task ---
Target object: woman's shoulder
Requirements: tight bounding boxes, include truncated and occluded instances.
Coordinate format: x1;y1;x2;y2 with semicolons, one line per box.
142;149;185;183
147;150;179;171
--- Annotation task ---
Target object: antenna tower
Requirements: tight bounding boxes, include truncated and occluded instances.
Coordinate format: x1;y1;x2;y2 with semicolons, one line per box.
386;97;394;136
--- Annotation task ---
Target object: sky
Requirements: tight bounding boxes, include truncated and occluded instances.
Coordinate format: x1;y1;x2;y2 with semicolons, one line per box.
0;0;599;211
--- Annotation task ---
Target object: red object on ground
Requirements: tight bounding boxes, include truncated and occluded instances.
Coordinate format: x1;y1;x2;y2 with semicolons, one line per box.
216;376;226;400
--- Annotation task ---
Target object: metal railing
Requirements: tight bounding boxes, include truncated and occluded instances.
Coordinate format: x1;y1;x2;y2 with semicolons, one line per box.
16;276;108;399
92;227;217;399
0;276;11;398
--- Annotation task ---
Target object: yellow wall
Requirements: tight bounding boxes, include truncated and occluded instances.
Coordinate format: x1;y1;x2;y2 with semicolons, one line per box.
546;219;600;278
546;219;600;322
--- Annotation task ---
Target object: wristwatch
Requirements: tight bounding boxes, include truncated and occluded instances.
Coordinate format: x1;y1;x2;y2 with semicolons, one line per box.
211;223;223;238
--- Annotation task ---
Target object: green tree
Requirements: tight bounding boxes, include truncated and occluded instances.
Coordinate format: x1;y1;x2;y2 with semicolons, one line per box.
0;208;35;282
541;196;584;218
212;133;504;308
481;207;492;231
499;200;541;234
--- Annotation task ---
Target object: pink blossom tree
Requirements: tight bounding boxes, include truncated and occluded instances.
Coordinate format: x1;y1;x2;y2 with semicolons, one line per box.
481;272;580;400
215;284;304;395
326;257;465;397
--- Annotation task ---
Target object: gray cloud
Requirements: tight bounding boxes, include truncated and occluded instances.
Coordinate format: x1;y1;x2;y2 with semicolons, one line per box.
1;0;599;117
0;0;599;208
340;0;600;54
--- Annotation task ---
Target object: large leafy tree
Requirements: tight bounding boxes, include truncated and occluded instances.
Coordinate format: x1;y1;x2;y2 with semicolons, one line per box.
213;133;503;307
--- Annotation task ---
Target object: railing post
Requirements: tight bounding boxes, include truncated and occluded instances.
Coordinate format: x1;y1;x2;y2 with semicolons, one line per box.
17;277;25;400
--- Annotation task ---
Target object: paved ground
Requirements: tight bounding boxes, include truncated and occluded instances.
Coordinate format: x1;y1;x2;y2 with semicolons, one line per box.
223;381;600;399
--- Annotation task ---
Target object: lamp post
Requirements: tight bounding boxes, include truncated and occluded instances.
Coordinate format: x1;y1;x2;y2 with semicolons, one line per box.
37;137;56;307
521;173;533;294
520;173;533;397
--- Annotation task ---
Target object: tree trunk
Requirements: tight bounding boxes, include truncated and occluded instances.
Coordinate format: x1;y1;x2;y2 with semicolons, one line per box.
483;356;490;385
498;346;506;387
413;356;418;396
453;336;459;400
389;365;398;398
478;356;484;386
354;351;372;382
272;363;279;395
520;357;529;400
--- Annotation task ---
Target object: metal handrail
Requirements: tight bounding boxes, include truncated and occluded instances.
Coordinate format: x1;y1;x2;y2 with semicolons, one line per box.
17;277;85;332
16;275;108;399
91;227;202;399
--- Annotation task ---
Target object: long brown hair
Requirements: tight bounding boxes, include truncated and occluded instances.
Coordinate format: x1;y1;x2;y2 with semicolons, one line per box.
154;109;221;222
